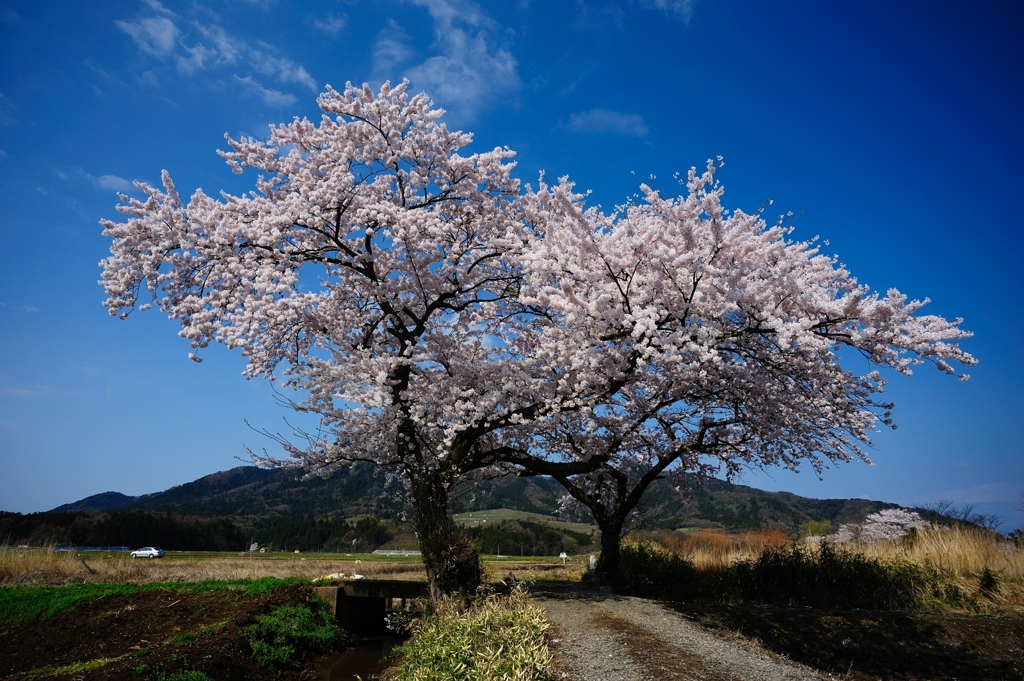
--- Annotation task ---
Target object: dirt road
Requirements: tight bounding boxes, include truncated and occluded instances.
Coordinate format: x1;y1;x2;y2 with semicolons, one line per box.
535;588;823;681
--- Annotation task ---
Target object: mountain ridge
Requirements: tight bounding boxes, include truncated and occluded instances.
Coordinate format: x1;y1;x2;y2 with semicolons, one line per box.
45;464;898;533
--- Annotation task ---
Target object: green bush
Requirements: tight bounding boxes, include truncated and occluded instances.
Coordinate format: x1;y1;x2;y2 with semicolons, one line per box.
798;519;832;539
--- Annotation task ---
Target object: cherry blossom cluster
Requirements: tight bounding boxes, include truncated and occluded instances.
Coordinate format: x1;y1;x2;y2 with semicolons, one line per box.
101;81;975;523
820;509;930;544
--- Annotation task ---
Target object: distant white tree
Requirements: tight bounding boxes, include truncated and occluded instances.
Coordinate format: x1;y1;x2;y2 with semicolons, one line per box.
860;509;929;542
823;509;929;544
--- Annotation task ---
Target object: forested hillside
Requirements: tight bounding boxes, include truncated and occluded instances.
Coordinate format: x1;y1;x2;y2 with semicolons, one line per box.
0;464;908;552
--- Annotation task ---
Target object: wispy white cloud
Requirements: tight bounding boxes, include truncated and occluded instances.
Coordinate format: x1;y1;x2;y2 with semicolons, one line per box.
638;0;696;24
1;385;42;398
936;481;1019;504
383;0;520;120
235;75;297;107
0;149;8;158
141;0;173;16
116;15;179;56
116;1;317;99
564;108;649;137
312;13;347;35
176;43;218;75
0;92;17;126
2;8;22;25
371;21;414;82
249;43;318;92
91;174;136;192
0;301;41;315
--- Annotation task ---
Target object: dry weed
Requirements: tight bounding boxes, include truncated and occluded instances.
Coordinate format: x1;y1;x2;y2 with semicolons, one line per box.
640;525;1024;611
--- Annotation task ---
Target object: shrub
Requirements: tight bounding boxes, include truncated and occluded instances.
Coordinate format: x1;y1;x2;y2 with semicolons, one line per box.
387;588;553;681
731;542;924;610
617;540;926;610
798;519;832;539
617;540;698;600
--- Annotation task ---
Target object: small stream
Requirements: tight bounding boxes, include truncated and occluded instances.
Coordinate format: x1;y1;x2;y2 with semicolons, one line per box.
315;637;405;680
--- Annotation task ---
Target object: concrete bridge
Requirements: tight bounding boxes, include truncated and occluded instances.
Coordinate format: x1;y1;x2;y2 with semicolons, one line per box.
315;579;428;635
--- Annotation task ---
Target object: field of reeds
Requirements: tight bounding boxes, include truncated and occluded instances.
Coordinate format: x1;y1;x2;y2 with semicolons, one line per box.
628;525;1024;612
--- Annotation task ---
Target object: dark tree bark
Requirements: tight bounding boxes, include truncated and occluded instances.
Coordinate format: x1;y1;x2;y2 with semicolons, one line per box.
594;514;626;587
409;472;482;602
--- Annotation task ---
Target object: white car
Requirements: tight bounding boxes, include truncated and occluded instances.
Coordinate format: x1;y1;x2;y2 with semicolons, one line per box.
130;547;165;558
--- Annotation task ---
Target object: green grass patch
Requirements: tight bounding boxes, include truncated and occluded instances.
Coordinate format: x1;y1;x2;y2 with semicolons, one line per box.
164;673;214;681
389;588;553;681
168;630;200;647
454;508;597;535
0;576;307;624
246;601;348;669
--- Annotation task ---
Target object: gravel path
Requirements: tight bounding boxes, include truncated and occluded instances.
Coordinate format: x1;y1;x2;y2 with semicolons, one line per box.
534;588;824;681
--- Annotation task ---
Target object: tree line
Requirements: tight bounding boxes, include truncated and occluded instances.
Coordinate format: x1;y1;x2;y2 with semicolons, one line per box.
0;511;393;553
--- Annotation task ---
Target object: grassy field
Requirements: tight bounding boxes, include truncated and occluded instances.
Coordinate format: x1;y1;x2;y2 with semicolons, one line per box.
0;544;587;587
453;508;598;535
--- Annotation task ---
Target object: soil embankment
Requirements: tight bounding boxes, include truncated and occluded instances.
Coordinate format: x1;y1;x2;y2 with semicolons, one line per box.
0;584;341;680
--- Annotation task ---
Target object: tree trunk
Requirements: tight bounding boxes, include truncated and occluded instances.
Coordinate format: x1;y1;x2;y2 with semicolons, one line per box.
595;515;625;589
410;473;482;602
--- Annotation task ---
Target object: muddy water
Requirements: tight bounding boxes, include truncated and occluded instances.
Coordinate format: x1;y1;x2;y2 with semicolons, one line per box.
315;637;405;680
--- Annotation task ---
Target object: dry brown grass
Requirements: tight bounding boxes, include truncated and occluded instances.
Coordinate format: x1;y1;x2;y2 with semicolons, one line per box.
0;546;427;586
636;528;791;571
0;546;584;587
863;525;1024;611
641;525;1024;578
865;524;1024;578
637;525;1024;612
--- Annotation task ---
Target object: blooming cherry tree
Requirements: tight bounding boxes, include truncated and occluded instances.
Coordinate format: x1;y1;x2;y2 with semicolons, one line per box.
824;509;930;544
101;82;621;598
503;164;974;581
102;82;975;594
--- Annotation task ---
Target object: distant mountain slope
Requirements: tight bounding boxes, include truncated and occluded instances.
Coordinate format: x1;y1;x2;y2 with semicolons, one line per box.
634;476;896;531
49;491;138;513
122;464;400;520
48;464;896;533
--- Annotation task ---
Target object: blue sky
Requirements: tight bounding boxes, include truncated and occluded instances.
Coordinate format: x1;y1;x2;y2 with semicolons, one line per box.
1;0;1022;527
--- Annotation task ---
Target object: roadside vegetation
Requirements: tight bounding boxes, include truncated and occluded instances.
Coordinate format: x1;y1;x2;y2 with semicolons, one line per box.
620;525;1024;612
385;587;553;681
